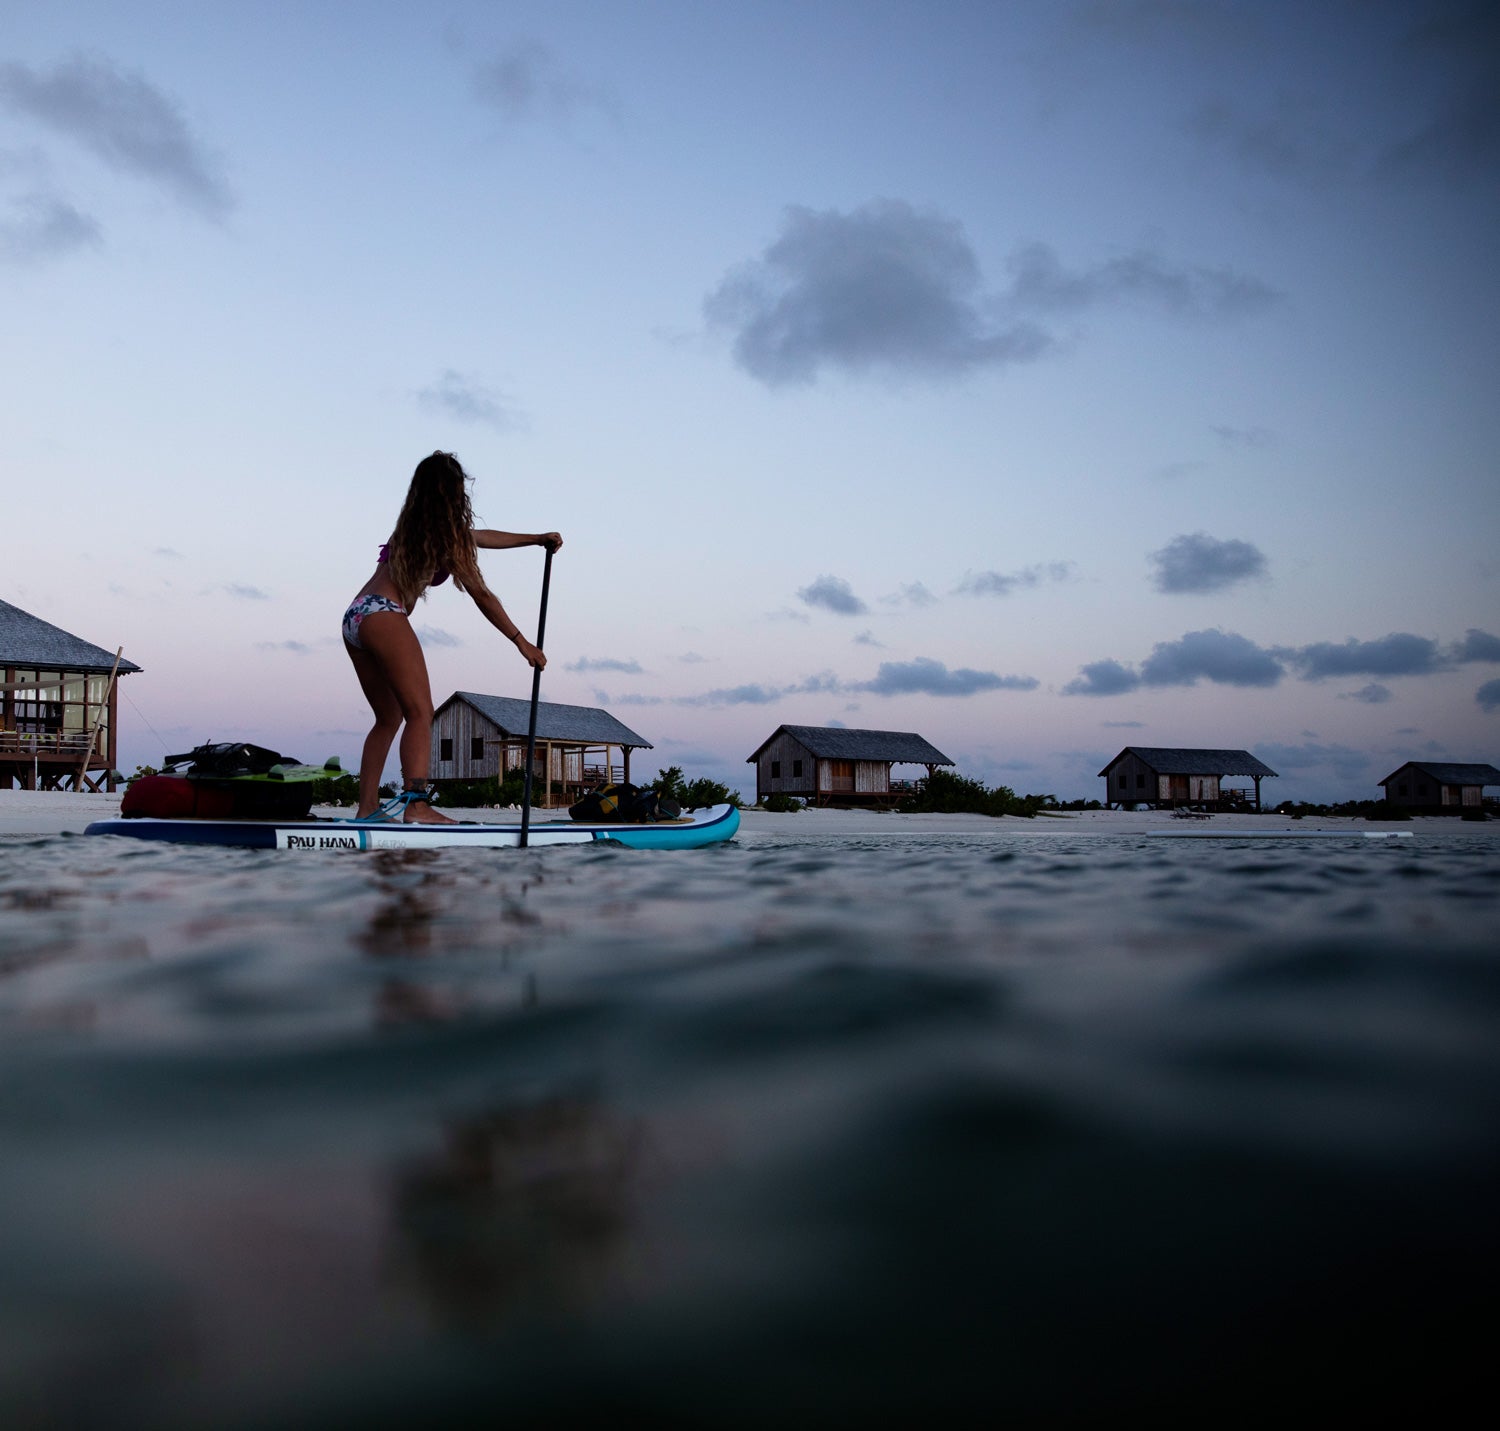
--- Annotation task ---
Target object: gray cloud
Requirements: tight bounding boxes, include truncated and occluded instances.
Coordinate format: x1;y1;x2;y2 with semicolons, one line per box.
853;630;885;648
705;199;1051;386
1141;628;1284;687
855;657;1038;698
1478;679;1500;713
1148;458;1209;483
1064;623;1497;700
1454;628;1500;663
798;574;868;616
1187;96;1353;184
1287;632;1443;680
1212;423;1274;449
221;583;269;601
1066;630;1283;694
707;199;1278;387
417;370;523;430
255;639;311;654
413;626;461;647
881;580;937;607
954;561;1073;598
1377;7;1500;187
669;672;846;708
678;683;786;707
567;656;643;674
1005;241;1281;321
0;56;231;218
1063;659;1143;697
1182;6;1500;193
1150;531;1268;593
1377;92;1500;185
472;40;618;129
1256;741;1372;782
616;659;1037;709
0;191;101;262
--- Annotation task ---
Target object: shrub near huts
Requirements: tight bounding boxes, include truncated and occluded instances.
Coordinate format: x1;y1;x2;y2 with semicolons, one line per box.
650;765;744;811
907;769;1048;818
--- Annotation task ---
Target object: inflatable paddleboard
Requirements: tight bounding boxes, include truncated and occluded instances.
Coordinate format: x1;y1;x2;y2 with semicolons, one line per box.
84;802;740;851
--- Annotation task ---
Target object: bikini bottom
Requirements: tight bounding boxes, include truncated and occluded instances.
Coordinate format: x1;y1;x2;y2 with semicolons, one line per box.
342;593;406;650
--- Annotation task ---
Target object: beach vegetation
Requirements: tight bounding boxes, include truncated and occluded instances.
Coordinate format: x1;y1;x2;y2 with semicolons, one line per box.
308;773;359;807
907;769;1051;818
1273;799;1412;821
651;765;744;810
758;793;802;813
430;770;539;807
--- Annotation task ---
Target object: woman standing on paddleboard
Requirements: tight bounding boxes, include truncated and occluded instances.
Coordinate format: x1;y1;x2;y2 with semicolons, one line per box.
342;451;562;823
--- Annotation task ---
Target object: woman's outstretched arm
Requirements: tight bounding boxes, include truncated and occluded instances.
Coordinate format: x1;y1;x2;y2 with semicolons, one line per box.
468;586;545;669
473;529;563;553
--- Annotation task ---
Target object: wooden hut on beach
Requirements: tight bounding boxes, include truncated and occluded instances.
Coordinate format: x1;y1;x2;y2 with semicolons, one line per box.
1;597;140;792
747;725;954;806
1099;747;1277;812
430;691;653;808
1378;761;1500;815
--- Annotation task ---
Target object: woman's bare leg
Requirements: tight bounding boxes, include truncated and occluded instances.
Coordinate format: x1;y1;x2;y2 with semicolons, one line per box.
349;611;453;823
346;639;403;817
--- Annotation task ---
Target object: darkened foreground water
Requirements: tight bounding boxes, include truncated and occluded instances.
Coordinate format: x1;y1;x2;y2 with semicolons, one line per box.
2;824;1497;1426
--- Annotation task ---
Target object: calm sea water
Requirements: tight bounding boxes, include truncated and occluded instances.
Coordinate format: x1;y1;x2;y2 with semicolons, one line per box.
2;821;1497;1426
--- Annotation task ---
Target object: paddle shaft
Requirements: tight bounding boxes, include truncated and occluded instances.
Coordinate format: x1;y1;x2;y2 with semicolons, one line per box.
519;546;554;847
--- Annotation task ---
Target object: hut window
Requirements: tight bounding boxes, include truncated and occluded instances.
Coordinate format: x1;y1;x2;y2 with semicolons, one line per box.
1398;782;1408;796
439;738;453;762
1118;773;1127;787
1137;774;1146;788
792;759;803;777
471;737;485;761
771;761;781;777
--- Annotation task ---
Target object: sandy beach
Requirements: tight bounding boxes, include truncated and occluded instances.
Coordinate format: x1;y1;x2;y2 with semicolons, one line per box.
0;786;1481;839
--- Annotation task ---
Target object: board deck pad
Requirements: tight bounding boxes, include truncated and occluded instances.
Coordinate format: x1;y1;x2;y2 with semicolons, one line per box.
84;803;740;851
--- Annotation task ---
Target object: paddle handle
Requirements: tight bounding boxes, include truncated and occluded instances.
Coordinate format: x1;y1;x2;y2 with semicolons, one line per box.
519;545;554;847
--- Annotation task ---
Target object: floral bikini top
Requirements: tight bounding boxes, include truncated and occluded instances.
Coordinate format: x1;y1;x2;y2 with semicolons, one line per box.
377;542;449;588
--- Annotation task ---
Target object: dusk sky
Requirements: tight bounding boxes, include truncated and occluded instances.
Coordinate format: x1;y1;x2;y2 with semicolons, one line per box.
5;0;1497;802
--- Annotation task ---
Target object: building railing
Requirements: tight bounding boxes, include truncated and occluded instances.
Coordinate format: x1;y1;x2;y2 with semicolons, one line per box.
0;729;99;757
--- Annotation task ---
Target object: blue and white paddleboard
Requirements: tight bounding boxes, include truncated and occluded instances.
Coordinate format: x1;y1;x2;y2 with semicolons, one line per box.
84;802;740;851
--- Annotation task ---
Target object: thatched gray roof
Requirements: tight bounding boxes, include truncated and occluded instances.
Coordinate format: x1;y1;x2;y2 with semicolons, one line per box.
1380;761;1500;787
441;691;652;747
0;597;142;674
748;725;954;765
1099;746;1277;778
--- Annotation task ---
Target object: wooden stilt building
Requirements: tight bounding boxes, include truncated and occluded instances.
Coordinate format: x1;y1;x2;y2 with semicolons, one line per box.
1379;761;1499;815
747;725;954;806
1;597;141;792
1099;746;1277;811
430;691;653;809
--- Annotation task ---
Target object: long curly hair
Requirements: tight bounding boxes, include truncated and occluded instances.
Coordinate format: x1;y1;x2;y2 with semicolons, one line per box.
386;452;487;606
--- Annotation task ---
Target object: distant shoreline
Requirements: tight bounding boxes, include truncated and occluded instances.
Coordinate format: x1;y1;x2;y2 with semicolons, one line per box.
1;788;1487;840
